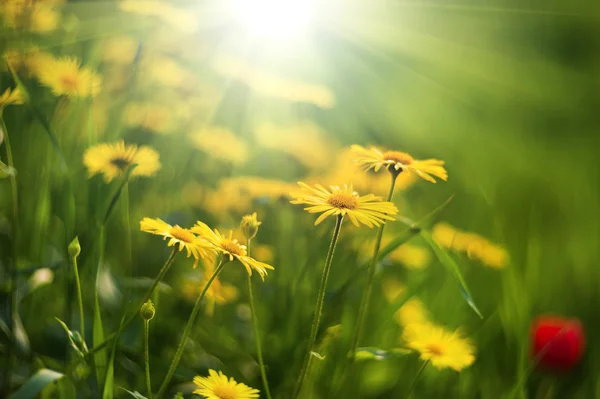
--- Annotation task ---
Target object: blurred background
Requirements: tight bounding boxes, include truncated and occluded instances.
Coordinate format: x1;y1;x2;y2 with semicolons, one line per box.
1;0;599;398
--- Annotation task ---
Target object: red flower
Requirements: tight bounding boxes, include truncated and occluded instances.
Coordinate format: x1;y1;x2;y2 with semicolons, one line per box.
531;315;585;371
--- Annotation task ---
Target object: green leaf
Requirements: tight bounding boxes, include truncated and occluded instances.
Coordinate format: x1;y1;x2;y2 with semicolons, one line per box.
8;369;64;399
354;347;411;361
57;378;76;399
103;315;127;399
420;230;483;318
102;164;137;225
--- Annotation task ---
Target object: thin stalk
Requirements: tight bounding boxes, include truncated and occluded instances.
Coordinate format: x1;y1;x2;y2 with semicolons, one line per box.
349;171;399;361
1;115;18;394
144;320;153;399
405;360;429;399
85;248;178;357
293;214;344;399
72;254;85;337
156;259;227;398
246;240;272;399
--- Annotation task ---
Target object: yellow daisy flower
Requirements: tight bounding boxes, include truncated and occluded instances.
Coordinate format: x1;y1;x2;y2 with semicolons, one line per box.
140;217;216;268
403;323;476;371
394;298;430;327
193;369;259;399
36;56;101;98
83;140;161;183
30;5;60;33
0;87;24;109
432;222;509;269
192;222;274;281
189;126;249;164
290;182;398;227
350;145;448;183
102;35;139;65
240;212;261;240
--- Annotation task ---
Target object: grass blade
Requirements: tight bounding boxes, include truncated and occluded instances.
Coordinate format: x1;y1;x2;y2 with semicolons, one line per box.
94;227;108;388
420;230;483;318
8;369;64;399
103;315;127;399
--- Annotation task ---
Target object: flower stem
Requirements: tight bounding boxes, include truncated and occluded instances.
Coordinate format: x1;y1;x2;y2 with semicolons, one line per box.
72;253;85;337
144;319;153;399
349;171;398;361
405;360;429;399
0;115;18;395
293;214;344;399
156;259;227;399
85;248;178;357
246;240;273;399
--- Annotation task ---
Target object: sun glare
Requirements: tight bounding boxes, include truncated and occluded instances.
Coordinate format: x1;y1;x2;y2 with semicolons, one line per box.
230;0;314;40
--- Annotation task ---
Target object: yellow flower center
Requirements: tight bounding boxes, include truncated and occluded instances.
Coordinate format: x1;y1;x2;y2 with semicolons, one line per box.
220;239;246;257
425;343;445;356
169;226;195;244
383;151;414;165
213;384;238;399
327;193;358;210
110;156;132;170
60;75;79;92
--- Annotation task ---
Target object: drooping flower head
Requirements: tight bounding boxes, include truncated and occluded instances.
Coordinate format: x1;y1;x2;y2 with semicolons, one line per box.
240;212;261;240
83;140;161;183
0;87;24;110
290;182;398;227
36;56;101;97
140;217;216;268
192;222;274;281
351;145;448;183
402;323;475;371
193;369;259;399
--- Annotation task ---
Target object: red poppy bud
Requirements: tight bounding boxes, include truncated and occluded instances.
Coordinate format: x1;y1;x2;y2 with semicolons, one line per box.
531;315;585;371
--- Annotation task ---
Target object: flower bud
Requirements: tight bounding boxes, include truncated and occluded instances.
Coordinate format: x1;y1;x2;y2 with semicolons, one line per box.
68;236;81;259
240;212;261;240
531;315;585;371
140;300;155;321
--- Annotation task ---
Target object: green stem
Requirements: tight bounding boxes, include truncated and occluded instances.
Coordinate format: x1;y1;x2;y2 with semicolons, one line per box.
156;259;227;398
144;320;153;399
293;214;344;399
72;254;85;337
85;248;178;357
405;360;429;399
246;240;273;399
349;171;398;361
1;115;18;394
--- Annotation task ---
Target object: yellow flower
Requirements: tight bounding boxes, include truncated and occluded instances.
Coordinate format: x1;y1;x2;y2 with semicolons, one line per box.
30;5;59;33
189;126;248;164
240;212;261;240
388;244;431;270
83;140;161;182
432;222;509;269
254;122;335;170
142;55;194;88
0;87;24;109
212;55;335;108
124;102;173;134
381;278;406;303
36;56;101;97
394;298;430;327
102;36;139;65
290;182;398;227
193;369;259;399
192;223;274;281
118;0;169;16
140;217;216;268
403;323;475;371
252;244;274;263
351;145;448;183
